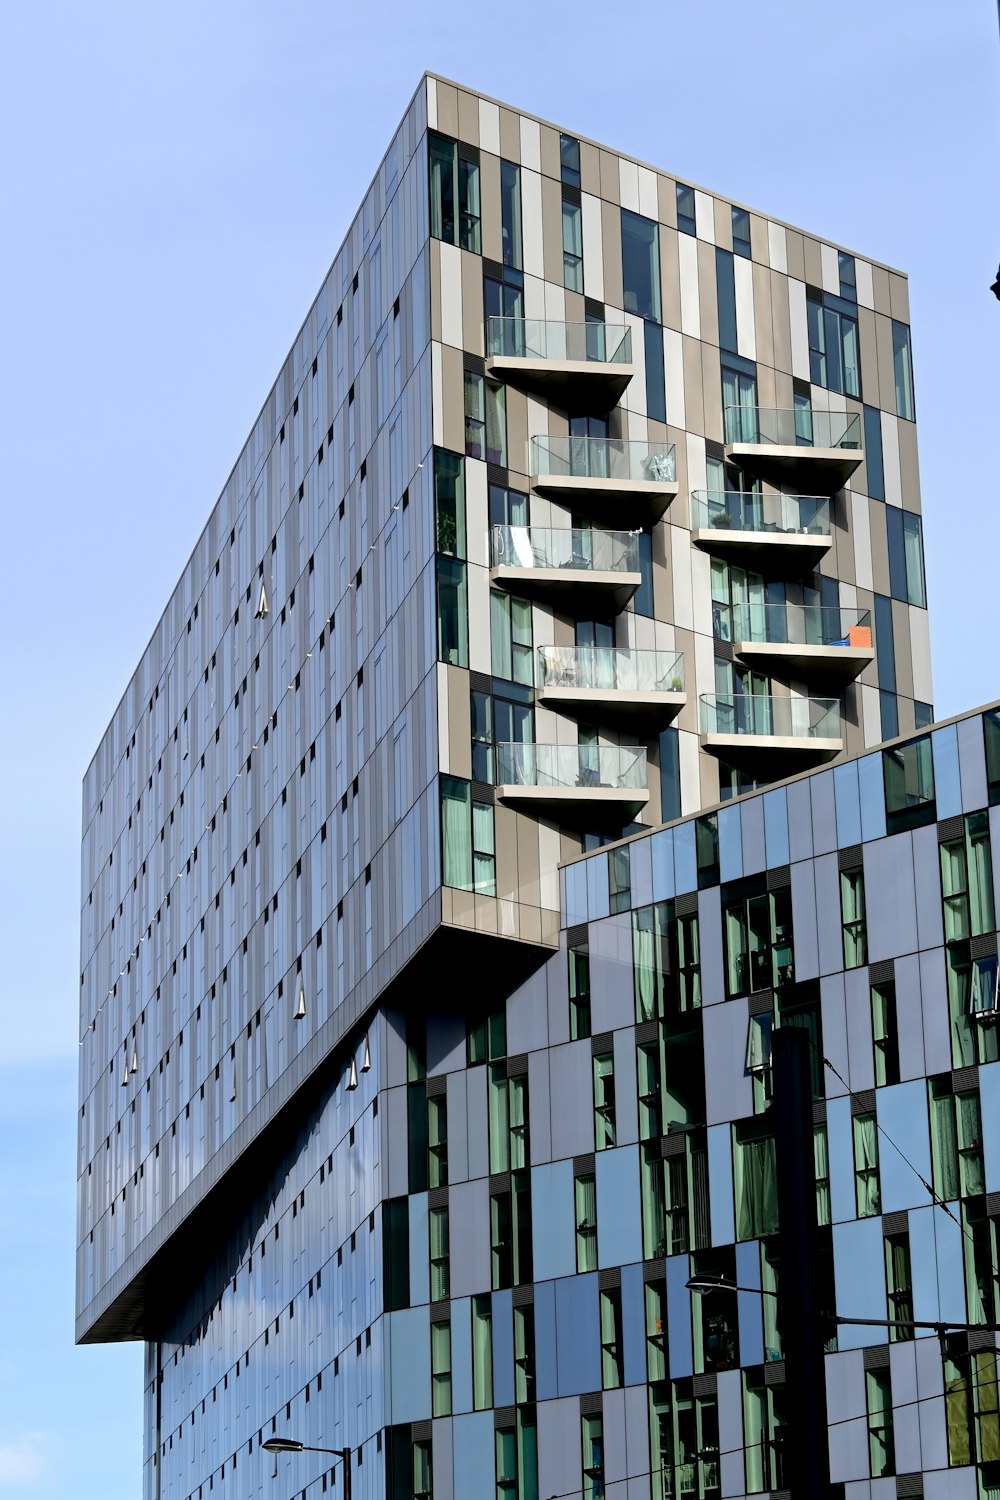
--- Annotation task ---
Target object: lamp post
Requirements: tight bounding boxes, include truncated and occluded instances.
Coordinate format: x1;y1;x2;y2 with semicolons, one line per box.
262;1438;352;1500
685;1274;1000;1337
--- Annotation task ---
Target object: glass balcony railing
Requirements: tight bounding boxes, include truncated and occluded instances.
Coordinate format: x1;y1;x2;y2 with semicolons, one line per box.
699;694;842;741
537;646;684;694
487;317;632;364
532;436;676;484
496;742;647;790
490;526;640;575
690;490;831;536
724;406;862;450
730;604;872;649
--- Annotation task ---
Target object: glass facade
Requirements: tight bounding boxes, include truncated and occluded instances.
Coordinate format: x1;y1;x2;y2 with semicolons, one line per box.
77;77;944;1500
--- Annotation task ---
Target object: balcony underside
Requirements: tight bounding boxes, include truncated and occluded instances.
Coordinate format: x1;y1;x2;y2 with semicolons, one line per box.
490;564;641;615
701;731;843;772
531;474;677;526
496;782;649;828
691;528;833;574
537;685;686;729
734;640;874;684
485;356;634;414
724;442;863;493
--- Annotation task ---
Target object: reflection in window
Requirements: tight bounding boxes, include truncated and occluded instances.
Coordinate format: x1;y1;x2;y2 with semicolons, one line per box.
733;1122;778;1241
724;884;794;996
560;134;581;188
490;593;532;685
500;161;522;270
621;209;661;321
743;1374;785;1494
985;709;1000;806
514;1303;535;1404
930;1083;985;1201
431;1319;452;1416
440;777;495;896
593;1053;616;1151
429;1204;450;1301
814;1124;831;1225
866;1369;894;1477
944;1345;1000;1467
732;206;751;258
569;944;591;1040
472;1293;493;1409
600;1287;623;1389
872;981;900;1086
428;1094;448;1188
886;506;927;607
465;372;507;465
633;901;702;1021
676;183;696;236
884;1231;913;1339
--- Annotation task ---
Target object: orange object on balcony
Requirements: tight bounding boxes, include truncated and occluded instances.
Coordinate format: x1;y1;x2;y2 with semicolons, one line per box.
848;625;872;649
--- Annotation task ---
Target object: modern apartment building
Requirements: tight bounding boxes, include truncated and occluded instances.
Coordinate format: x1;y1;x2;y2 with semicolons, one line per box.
76;75;961;1500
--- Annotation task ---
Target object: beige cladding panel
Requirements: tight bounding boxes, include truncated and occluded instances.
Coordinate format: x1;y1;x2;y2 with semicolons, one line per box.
897;420;921;511
871;264;892;317
661;230;682;336
436;82;460;138
713;198;732;250
891;598;915;701
479;153;503;263
751;261;774;371
498;107;521;161
769;270;793;375
599;150;620;204
446;664;472;779
783;229;805;283
874;315;898;418
801;236;823;288
681;335;706;439
749;213;769;265
539;123;561;181
601;199;625;310
888;273;910;324
657;173;677;229
579;139;601;196
439;343;465;454
457;89;480;145
462;255;484;358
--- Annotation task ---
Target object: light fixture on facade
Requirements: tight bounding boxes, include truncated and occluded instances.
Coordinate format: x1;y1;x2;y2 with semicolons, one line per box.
120;1051;129;1088
361;1036;371;1073
346;1057;358;1091
255;581;269;619
130;1048;138;1074
294;984;306;1021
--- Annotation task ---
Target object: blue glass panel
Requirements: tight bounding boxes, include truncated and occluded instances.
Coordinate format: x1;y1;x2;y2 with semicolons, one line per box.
833;1218;888;1348
555;1272;601;1395
673;820;698;894
718;804;743;882
863;405;885;500
909;1205;966;1330
931;726;962;819
586;853;610;920
666;1254;694;1379
876;1082;932;1213
858;751;888;842
833;762;862;848
735;1241;764;1368
596;1146;643;1268
762;788;790;867
707;1124;736;1243
826;1095;856;1225
454;1413;497;1500
620;1262;647;1386
651;828;676;901
534;1281;557;1400
715;248;738;354
491;1289;515;1408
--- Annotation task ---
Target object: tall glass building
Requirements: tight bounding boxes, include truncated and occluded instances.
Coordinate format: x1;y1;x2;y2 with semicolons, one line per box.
78;76;992;1500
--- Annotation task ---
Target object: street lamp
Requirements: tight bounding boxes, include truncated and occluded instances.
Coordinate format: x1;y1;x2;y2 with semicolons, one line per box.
262;1438;352;1500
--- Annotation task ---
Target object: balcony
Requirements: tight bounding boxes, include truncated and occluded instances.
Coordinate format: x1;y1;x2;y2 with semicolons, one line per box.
496;742;649;825
486;318;634;413
532;437;678;525
536;646;685;729
699;694;842;770
690;491;832;573
724;407;863;492
490;526;641;614
729;604;874;684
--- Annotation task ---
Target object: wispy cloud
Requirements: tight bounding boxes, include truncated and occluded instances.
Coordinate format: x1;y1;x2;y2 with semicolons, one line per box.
0;1433;47;1486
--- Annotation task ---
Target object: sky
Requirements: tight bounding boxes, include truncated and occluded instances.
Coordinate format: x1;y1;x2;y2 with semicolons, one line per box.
0;1;996;1495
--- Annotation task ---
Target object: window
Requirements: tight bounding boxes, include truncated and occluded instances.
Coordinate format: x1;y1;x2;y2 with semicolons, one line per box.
384;1198;410;1310
431;1320;452;1416
600;1287;623;1388
608;846;631;913
814;1124;831;1225
872;980;900;1086
472;1294;493;1409
640;1138;708;1259
743;1374;786;1494
691;1253;740;1373
465;372;507;465
986;709;1000;806
621;209;661;321
413;1440;433;1500
472;689;533;786
485;268;525;343
429;1205;450;1301
429;132;480;252
930;1084;985;1201
498;1418;537;1500
659;727;681;822
633;901;702;1021
732;206;751;258
944;1345;1000;1467
594;1054;616;1150
964;1201;1000;1327
575;1172;597;1272
807;292;860;397
491;1172;532;1288
854;1113;881;1216
710;557;766;644
441;777;496;896
489;1065;529;1172
390;1430;433;1500
408;1076;428;1193
569;944;591;1040
514;1303;535;1403
490;593;532;685
645;1281;668;1380
582;1414;605;1500
428;1094;448;1187
721;358;758;443
562;199;583;292
942;814;997;1064
733;1122;778;1241
500;161;522;269
435;449;468;667
745;1013;773;1114
488;481;528;529
676;183;696;236
892;320;915;420
863;404;885;501
838;252;857;301
644;321;666;424
883;735;935;834
866;1369;894;1478
468;1004;506;1066
724;883;794;996
886;507;927;607
560;134;581;188
884;1231;913;1339
840;867;867;969
716;248;737;354
696;814;720;888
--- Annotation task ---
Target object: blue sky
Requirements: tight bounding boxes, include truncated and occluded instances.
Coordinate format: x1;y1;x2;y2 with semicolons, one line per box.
0;1;996;1494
